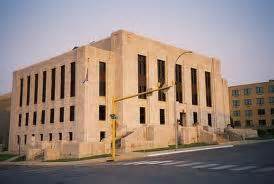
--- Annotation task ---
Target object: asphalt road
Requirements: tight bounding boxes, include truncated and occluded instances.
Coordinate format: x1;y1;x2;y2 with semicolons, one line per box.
1;141;274;184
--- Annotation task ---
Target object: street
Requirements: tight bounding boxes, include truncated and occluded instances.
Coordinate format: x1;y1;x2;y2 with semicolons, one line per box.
1;141;274;184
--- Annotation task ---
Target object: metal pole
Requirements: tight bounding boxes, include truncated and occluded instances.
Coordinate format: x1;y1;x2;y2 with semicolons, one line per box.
111;97;116;160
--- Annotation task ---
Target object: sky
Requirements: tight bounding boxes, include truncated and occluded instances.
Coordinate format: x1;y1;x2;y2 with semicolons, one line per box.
0;0;273;95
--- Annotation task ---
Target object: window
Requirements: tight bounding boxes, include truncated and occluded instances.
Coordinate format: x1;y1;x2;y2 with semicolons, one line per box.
59;133;62;140
175;64;182;103
42;71;47;102
234;121;241;127
49;133;52;141
70;62;76;97
205;72;212;107
18;114;22;127
41;110;45;124
100;131;105;142
99;62;106;96
17;135;20;144
259;120;266;126
158;60;166;101
256;98;264;105
26;75;30;105
245;110;252;117
138;55;147;99
191;68;198;105
140;107;145;124
51;68;56;100
193;112;198;124
179;112;186;126
50;108;54;123
256;86;264;94
70;106;75;121
34;74;38;104
232;89;239;97
99;105;106;121
33;111;37;125
60;107;64;122
232;100;240;107
19;78;23;107
244;99;252;105
269;85;274;93
272;119;274;125
25;113;29;126
269;97;274;104
258;109;265;116
24;135;27;144
40;134;43;141
208;113;212;127
244;88;252;95
271;108;274;115
233;110;240;117
69;132;73;141
60;65;65;99
246;120;252;127
160;109;165;125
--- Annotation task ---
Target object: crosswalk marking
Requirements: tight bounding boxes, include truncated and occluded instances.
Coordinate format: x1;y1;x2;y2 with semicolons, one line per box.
254;167;274;172
210;165;238;170
175;162;203;167
159;161;186;166
230;166;257;171
122;160;172;166
192;164;219;169
143;161;173;165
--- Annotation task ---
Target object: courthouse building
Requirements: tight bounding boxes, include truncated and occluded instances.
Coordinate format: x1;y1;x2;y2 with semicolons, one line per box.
229;80;274;128
9;30;230;158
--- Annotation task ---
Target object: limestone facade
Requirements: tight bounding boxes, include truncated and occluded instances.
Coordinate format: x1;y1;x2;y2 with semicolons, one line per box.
9;30;230;157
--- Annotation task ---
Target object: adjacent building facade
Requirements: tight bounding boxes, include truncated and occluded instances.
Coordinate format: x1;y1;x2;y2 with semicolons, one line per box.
9;30;230;157
0;93;11;150
229;80;274;128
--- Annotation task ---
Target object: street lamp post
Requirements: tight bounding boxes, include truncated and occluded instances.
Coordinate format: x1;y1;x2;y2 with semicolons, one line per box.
174;51;192;150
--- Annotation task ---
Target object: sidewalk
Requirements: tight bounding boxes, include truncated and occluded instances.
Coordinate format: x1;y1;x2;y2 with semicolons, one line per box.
1;139;273;166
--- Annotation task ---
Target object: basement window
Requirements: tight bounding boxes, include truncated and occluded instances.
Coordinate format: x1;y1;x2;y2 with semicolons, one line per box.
100;131;106;142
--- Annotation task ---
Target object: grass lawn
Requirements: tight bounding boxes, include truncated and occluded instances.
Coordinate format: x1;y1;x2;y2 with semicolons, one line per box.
46;154;111;162
0;154;16;161
134;142;216;153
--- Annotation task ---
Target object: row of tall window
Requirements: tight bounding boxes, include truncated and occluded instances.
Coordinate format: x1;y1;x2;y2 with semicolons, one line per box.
233;119;274;127
233;108;274;117
232;97;274;107
17;132;73;145
19;62;76;107
18;106;75;127
232;85;274;97
137;54;212;106
139;107;212;126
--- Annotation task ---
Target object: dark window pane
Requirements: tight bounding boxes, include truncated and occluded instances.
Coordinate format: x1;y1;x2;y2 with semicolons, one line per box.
49;133;52;141
59;133;62;140
140;107;146;124
160;109;165;125
193;112;198;124
60;65;65;99
24;135;27;144
99;62;106;96
100;131;106;142
51;68;56;100
33;111;37;125
70;62;76;97
18;114;22;127
26;75;30;105
99;105;106;120
158;60;166;101
19;78;23;107
176;64;183;103
40;134;43;141
208;113;212;126
138;55;147;99
69;132;73;141
42;71;47;102
34;74;38;104
60;107;64;122
191;68;198;105
205;72;212;107
25;113;29;126
41;110;45;124
50;108;54;123
70;106;75;121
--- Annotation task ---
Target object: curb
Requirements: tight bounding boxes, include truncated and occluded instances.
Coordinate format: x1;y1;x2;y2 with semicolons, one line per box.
146;145;234;157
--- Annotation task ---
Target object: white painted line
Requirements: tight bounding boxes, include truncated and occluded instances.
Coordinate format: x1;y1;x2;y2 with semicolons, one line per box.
210;165;238;170
122;161;153;165
230;166;257;171
192;164;219;169
159;161;186;166
142;160;173;165
147;145;234;157
176;162;203;167
254;167;274;172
